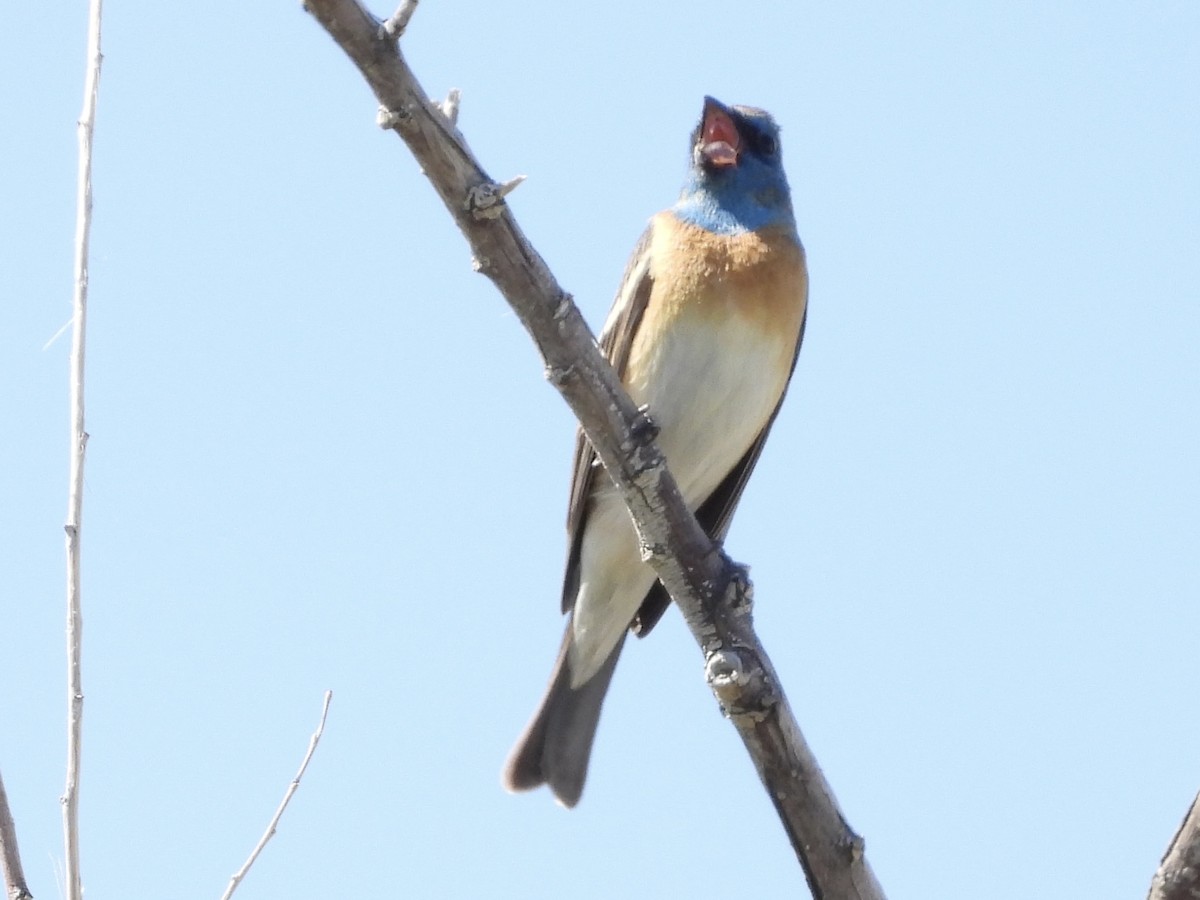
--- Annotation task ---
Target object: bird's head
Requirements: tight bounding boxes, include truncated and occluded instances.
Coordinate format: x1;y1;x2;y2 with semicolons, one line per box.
675;97;794;235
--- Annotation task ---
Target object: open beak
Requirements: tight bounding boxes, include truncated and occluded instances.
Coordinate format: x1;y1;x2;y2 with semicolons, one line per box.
698;96;740;168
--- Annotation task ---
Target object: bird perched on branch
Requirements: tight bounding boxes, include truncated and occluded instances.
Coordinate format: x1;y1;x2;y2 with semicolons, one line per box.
504;97;809;807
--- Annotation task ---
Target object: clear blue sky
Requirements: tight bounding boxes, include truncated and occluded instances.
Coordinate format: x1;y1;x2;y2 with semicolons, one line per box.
3;1;1197;897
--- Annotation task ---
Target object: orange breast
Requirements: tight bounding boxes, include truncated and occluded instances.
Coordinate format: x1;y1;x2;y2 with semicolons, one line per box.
639;212;808;374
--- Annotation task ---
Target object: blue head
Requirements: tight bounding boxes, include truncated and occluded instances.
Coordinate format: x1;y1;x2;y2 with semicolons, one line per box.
672;97;795;236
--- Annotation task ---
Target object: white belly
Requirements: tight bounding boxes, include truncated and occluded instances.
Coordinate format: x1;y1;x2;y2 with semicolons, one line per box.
629;313;790;504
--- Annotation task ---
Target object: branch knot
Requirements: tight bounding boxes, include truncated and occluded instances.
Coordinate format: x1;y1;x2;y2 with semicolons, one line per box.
545;362;575;387
630;404;661;444
722;563;754;617
706;648;752;706
376;105;412;132
464;176;525;220
706;646;776;721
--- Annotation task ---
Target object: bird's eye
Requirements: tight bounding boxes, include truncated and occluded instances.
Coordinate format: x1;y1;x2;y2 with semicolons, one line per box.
757;133;778;157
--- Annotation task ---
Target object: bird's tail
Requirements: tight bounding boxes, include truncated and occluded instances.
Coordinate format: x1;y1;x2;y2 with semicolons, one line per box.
502;627;625;808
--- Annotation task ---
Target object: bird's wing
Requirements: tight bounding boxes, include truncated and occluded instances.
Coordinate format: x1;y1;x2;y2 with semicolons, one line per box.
561;226;656;612
631;307;808;636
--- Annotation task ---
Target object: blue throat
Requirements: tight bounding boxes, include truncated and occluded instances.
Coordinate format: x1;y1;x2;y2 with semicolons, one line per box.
671;161;796;236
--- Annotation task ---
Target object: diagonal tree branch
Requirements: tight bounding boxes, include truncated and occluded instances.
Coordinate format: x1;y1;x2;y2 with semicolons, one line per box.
0;770;33;900
1147;790;1200;900
304;2;884;896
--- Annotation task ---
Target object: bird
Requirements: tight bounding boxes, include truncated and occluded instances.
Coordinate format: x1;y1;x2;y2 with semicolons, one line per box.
503;96;808;807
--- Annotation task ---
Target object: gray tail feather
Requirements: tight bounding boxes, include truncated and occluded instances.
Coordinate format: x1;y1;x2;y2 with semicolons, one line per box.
502;627;625;808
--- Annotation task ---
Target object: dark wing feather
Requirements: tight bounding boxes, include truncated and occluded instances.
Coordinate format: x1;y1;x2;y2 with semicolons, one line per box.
631;307;808;636
561;226;656;612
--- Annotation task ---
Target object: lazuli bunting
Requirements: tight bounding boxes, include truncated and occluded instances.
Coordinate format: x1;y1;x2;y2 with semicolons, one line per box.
504;97;808;807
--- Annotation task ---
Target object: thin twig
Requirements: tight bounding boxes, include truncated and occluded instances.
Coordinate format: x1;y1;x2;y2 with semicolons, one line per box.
304;3;885;897
378;0;417;39
439;88;460;126
0;770;33;900
220;691;333;900
62;2;103;898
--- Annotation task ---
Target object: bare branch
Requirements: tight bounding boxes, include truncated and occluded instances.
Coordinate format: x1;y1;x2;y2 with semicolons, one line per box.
220;691;333;900
303;3;884;896
1148;790;1200;900
0;771;33;900
62;1;103;898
